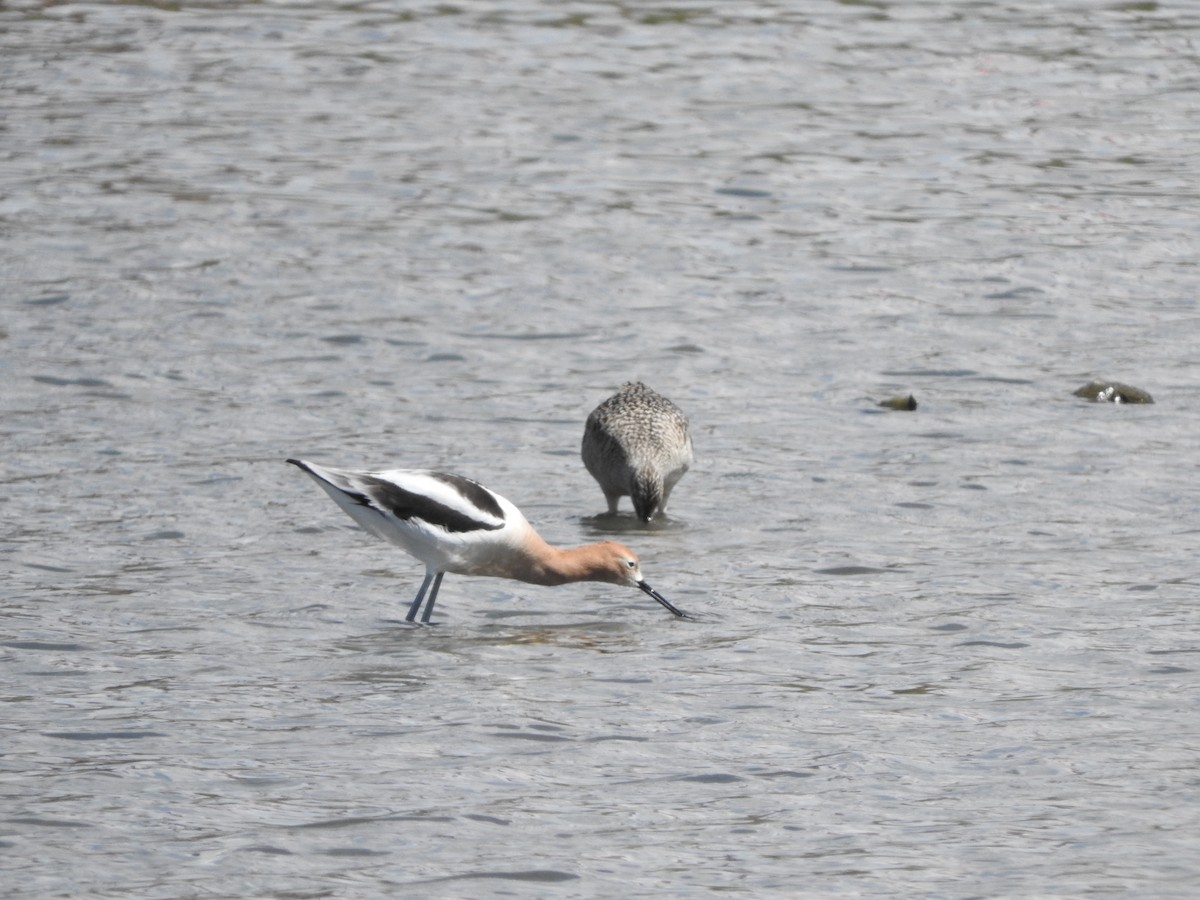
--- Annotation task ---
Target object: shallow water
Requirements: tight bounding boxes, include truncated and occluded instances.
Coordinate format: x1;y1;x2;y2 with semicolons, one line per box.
3;1;1199;896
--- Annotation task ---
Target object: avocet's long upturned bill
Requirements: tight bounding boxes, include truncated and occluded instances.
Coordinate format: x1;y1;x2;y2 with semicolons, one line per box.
287;459;685;623
582;381;693;521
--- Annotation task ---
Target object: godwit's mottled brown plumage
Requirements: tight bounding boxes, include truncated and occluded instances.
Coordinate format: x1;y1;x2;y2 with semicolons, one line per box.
581;382;693;522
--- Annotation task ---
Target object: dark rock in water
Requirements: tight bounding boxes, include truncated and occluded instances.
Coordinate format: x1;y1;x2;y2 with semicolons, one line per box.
878;394;918;411
1073;381;1154;404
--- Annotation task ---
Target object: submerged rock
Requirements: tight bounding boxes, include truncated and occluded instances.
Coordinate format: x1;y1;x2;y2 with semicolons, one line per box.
878;394;918;411
1073;381;1154;404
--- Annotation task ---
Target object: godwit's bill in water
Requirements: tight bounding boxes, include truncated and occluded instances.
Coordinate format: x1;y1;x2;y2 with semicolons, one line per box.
582;381;693;522
287;458;686;623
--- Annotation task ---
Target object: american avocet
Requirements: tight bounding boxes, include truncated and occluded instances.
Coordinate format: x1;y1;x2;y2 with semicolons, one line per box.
287;458;685;623
582;382;694;522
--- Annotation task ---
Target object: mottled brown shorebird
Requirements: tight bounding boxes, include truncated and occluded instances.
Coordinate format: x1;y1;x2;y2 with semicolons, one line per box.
581;382;693;522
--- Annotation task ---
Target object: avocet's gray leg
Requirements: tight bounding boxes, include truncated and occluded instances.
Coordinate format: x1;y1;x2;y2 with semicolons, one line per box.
406;572;435;623
420;572;445;624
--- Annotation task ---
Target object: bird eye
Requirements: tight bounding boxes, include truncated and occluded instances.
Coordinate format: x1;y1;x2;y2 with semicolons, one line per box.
626;559;636;568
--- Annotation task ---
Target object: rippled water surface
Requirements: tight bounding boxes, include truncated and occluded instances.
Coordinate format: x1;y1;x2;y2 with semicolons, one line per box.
4;1;1199;896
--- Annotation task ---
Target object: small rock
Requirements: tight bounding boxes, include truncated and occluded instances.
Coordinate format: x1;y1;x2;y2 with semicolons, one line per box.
1073;381;1154;404
878;394;918;411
